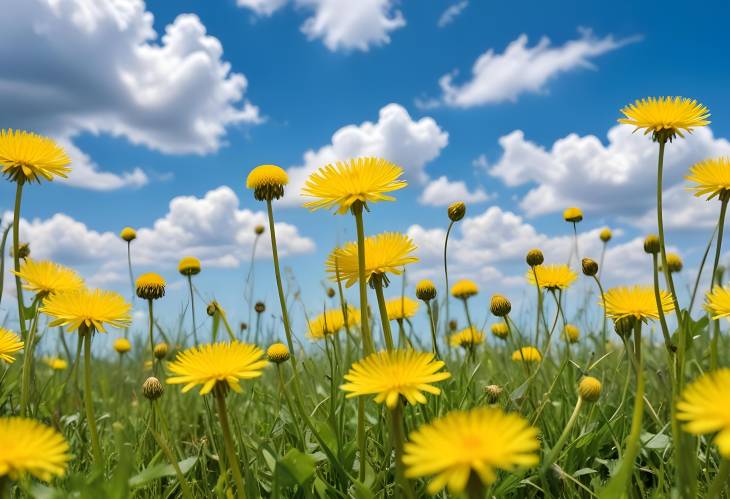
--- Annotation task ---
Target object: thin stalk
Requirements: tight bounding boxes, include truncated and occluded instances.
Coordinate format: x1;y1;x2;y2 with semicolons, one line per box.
187;275;198;345
150;402;194;499
19;295;41;416
12;181;27;338
462;298;474;332
147;299;156;372
689;224;717;314
390;402;414;499
531;267;543;346
443;220;455;339
710;197;729;370
352;202;373;354
651;254;674;356
126;241;135;302
591;275;608;347
82;328;103;466
373;277;394;351
214;389;246;499
424;300;440;357
542;397;583;470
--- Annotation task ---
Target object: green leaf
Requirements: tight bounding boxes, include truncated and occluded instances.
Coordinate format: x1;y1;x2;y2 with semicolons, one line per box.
351;479;375;499
276;448;317;486
129;456;197;488
510;380;529;401
641;432;670;450
573;468;598;478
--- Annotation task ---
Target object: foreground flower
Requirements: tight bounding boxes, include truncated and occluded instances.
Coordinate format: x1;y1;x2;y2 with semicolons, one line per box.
326;233;418;287
307;306;359;340
618;97;710;140
246;164;288;201
301;157;406;214
676;369;730;458
385;296;420;321
167;341;268;395
403;407;540;494
526;264;577;290
0;417;71;481
449;327;485;348
340;350;450;408
0;328;23;363
512;346;542;362
686;157;730;201
415;279;437;301
44;357;68;371
40;288;132;332
136;272;166;300
705;286;730;320
13;259;84;296
0;129;71;183
451;279;478;300
602;285;674;322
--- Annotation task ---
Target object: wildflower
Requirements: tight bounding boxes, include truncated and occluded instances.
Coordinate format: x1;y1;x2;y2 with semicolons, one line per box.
254;224;265;235
178;256;201;276
154;343;169;360
666;253;683;273
526;264;577;290
526;248;544;267
578;376;602;402
564;324;580;343
142;377;165;401
704;286;730;320
136;273;165;300
581;258;598;277
600;228;612;243
447;201;466;222
0;417;71;481
44;357;68;371
255;301;265;314
0;129;71;183
451;279;478;300
120;227;137;242
403;407;539;494
12;260;84;296
40;288;132;332
384;296;420;321
618;96;710;141
415;279;437;301
563;207;583;223
490;294;512;317
267;343;290;364
114;337;132;354
307;306;359;340
602;285;674;322
644;234;660;254
512;347;542;363
685;157;730;202
0;328;23;364
246;164;288;201
676;368;730;457
340;350;450;408
449;326;485;348
484;384;503;404
490;323;508;340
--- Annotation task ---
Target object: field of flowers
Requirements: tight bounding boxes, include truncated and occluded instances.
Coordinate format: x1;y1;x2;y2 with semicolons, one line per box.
1;97;729;498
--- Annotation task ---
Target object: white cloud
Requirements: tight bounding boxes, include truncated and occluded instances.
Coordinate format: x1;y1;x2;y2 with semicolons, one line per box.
419;175;489;206
430;30;632;108
283;103;449;206
59;139;149;191
236;0;288;16
437;1;468;28
488;125;730;226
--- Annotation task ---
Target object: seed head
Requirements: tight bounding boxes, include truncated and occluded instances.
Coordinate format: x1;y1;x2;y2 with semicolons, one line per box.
484;384;503;404
142;376;164;401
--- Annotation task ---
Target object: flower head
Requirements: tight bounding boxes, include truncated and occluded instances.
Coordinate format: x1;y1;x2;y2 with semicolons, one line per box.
13;260;84;296
415;279;437;301
686;157;730;201
40;288;132;333
246;164;288;201
704;286;730;320
602;285;674;322
512;346;542;363
490;294;512;317
136;272;166;300
120;227;137;242
451;279;478;300
449;326;485;348
403;407;539;494
490;323;508;340
154;342;169;360
677;369;730;458
447;201;466;222
307;306;359;340
114;337;132;354
178;256;201;276
0;129;71;183
326;233;418;287
563;207;583;223
526;248;544;267
385;296;420;321
600;228;612;243
302;157;406;214
579;376;602;403
142;377;164;401
564;324;580;343
526;264;577;290
618;97;710;141
0;417;71;481
44;357;68;370
340;349;450;408
666;253;683;273
0;329;23;364
267;343;290;364
167;341;267;395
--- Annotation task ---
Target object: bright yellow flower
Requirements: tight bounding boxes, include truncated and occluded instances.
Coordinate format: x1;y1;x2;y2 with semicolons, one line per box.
178;256;201;276
490;323;508;340
12;259;84;296
167;341;268;395
302;157;407;214
677;369;730;458
44;357;68;371
384;296;420;321
267;343;290;364
113;337;132;354
449;326;485;348
340;349;450;408
40;288;132;333
451;279;478;299
618;97;710;140
136;272;166;300
120;227;137;242
666;253;683;273
602;285;674;322
512;346;542;362
415;279;437;301
564;324;580;343
563;207;583;223
600;228;612;243
0;328;23;364
403;407;540;494
0;129;71;183
686;157;730;201
526;264;576;290
326;233;418;287
0;417;71;481
307;306;359;340
246;164;288;201
705;286;730;320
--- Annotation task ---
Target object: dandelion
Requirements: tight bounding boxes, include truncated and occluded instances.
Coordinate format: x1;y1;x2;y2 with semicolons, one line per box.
13;260;84;296
618;96;710;141
563;207;583;223
677;369;730;458
581;258;598;277
267;343;290;364
490;294;512;317
600;228;612;243
0;328;23;364
602;285;674;322
564;324;580;343
307;306;359;340
448;201;466;222
416;279;440;357
136;273;165;368
120;227;137;300
526;264;577;291
403;407;539;495
666;253;683;273
114;337;132;355
484;384;503;404
490;323;508;340
444;202;467;349
578;376;602;403
44;357;68;371
120;227;136;242
153;342;168;360
512;346;541;363
179;256;201;344
384;296;419;321
0;417;71;482
246;163;288;201
451;279;478;300
449;326;485;348
526;248;544;267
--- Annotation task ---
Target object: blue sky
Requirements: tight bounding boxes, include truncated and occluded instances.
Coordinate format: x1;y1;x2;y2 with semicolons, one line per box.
2;0;729;344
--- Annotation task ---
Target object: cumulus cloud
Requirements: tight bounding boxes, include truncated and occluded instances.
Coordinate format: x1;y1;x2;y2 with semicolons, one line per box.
437;1;468;28
418;176;489;206
59;139;148;191
236;0;288;16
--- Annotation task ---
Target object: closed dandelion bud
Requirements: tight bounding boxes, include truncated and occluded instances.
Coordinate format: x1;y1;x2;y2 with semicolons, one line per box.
415;279;437;301
644;234;660;254
153;343;168;360
255;301;266;314
490;294;511;317
578;376;602;403
142;377;164;401
254;224;265;235
581;258;598;277
563;207;583;223
11;242;31;259
326;287;336;298
600;228;612;243
448;320;458;332
564;324;580;343
526;248;544;267
240;322;248;332
136;272;165;300
667;253;683;273
447;201;466;222
120;227;137;242
178;256;201;276
114;337;131;354
246;164;288;201
490;322;509;340
484;384;503;404
206;301;220;317
267;342;290;364
614;316;635;338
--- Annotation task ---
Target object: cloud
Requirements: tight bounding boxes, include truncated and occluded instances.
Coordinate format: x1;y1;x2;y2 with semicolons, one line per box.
236;0;288;16
437;1;468;28
425;30;633;108
283;103;449;206
419;176;489;206
488;125;730;226
59;139;149;191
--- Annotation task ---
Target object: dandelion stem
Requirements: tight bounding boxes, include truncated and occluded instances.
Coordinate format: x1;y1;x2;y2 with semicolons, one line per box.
214;389;247;499
147;299;156;372
707;459;730;499
126;241;135;303
390;402;414;499
689;224;717;315
542;397;583;471
709;197;728;370
651;254;674;355
425;300;441;357
352;202;374;355
19;295;41;416
591;275;608;347
443;220;455;340
12;181;27;339
82;327;103;466
373;276;394;351
187;275;198;345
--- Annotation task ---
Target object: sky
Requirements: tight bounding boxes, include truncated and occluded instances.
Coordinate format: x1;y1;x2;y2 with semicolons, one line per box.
1;0;729;347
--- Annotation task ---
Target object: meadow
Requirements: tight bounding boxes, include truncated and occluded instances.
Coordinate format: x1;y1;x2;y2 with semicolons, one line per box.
1;96;729;498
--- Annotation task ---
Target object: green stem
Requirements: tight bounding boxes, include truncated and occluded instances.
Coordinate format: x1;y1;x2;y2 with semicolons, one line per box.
707;459;730;499
214;389;247;499
219;310;237;342
652;254;674;356
373;277;394;351
424;300;441;357
83;327;103;466
12;181;27;338
19;295;41;416
390;402;414;499
465;473;486;499
689;224;717;315
531;267;543;347
147;299;156;372
126;241;135;303
188;275;198;345
591;275;608;347
542;397;583;471
710;198;728;370
276;364;304;448
150;402;194;499
443;220;454;339
462;298;474;332
352;202;373;355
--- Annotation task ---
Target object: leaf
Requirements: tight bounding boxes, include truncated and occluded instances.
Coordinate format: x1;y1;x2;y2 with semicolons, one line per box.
641;432;670;450
129;456;197;488
351;479;375;499
276;448;317;486
573;468;598;478
510;380;529;401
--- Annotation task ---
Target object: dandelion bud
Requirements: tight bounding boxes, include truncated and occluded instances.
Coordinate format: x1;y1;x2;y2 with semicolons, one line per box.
267;342;290;364
120;227;137;242
448;320;458;332
114;337;131;354
490;294;512;317
578;376;602;403
11;242;31;259
254;224;265;235
153;342;168;360
178;256;201;276
327;287;336;298
643;234;660;254
600;228;612;243
581;258;598;277
484;384;503;404
246;164;288;201
136;272;166;300
447;201;466;222
142;377;164;401
415;279;437;301
490;322;509;340
206;301;221;317
255;301;266;314
526;248;544;267
564;324;580;343
667;253;683;273
613;316;635;338
240;322;248;332
563;207;583;223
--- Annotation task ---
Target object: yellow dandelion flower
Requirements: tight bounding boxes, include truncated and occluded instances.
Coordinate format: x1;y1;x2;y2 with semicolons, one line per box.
307;306;359;340
0;417;71;481
40;288;132;333
12;259;84;296
167;341;268;395
563;207;583;223
0;328;23;364
113;337;132;354
526;264;577;290
44;357;68;371
602;285;674;322
704;286;730;320
0;129;71;183
490;323;508;340
600;228;612;243
267;343;290;364
451;279;478;300
686;157;730;201
666;253;683;273
246;164;288;201
677;369;730;458
449;326;485;348
403;407;540;494
512;346;542;362
119;227;137;242
178;256;201;276
326;233;418;287
384;296;420;321
302;157;407;214
415;279;437;301
564;324;580;343
136;272;165;300
340;349;450;408
618;97;710;140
